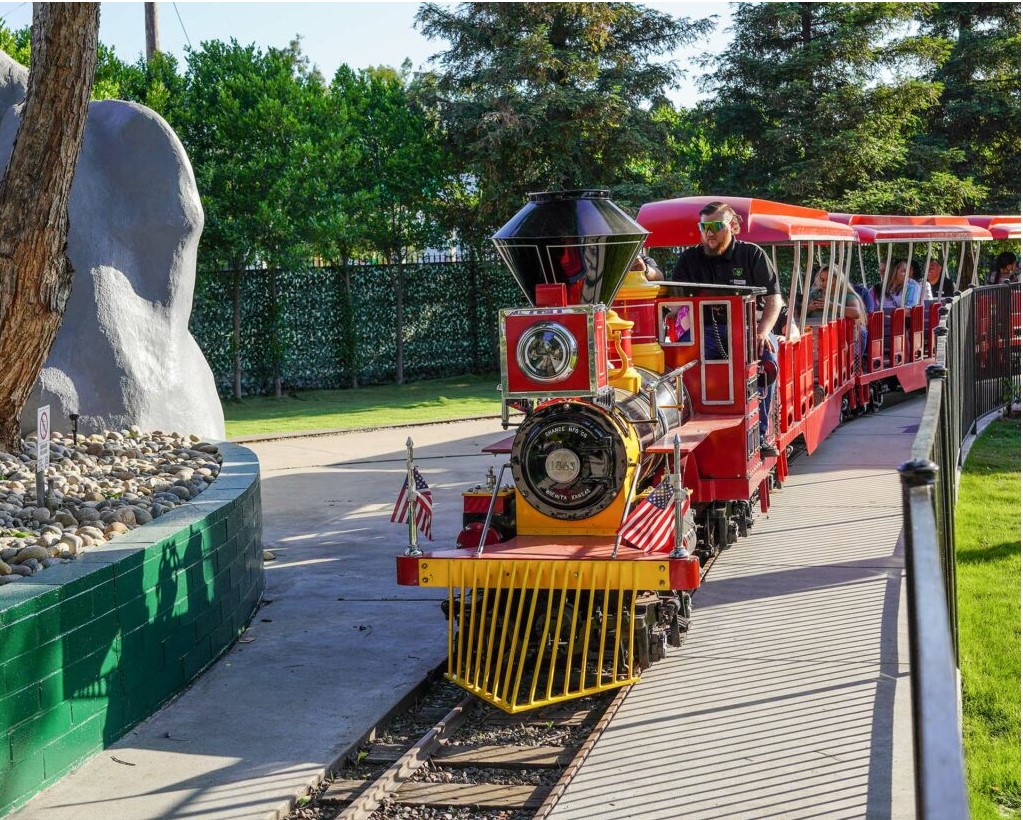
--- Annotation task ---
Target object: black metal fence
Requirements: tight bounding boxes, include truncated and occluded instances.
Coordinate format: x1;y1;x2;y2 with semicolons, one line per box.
899;282;1020;818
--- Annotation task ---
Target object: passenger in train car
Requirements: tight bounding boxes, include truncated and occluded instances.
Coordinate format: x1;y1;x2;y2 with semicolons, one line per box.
670;200;783;457
631;252;664;282
803;265;869;355
988;251;1019;284
925;258;957;299
805;265;868;323
880;258;922;309
853;279;877;314
911;259;934;300
917;272;934;301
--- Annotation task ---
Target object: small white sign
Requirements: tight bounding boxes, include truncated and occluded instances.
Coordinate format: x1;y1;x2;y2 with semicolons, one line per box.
37;405;50;472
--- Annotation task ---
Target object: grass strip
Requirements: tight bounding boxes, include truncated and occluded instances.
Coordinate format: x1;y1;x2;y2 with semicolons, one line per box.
222;374;502;438
956;418;1021;820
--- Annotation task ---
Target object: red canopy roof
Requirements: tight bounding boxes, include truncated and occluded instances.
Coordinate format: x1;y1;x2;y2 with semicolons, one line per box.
827;213;992;243
966;215;1021;240
637;196;856;247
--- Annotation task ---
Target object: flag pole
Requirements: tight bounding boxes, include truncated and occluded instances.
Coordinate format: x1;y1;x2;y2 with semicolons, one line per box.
611;460;642;559
404;437;421;557
670;434;688;558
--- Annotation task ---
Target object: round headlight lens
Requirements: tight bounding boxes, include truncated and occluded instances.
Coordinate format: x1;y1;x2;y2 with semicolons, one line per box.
515;321;578;383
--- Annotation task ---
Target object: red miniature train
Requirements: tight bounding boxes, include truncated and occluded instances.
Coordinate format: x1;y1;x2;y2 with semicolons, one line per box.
396;190;1017;713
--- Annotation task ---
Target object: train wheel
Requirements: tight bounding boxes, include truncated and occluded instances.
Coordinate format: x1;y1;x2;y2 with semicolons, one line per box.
870;383;884;413
736;500;753;537
668;613;681;647
712;504;729;552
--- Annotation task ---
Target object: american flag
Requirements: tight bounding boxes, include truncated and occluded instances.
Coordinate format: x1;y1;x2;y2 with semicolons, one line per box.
391;467;433;541
618;479;687;554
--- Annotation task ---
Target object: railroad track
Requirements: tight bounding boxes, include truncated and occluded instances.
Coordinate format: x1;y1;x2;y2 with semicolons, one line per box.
288;679;626;820
288;558;717;820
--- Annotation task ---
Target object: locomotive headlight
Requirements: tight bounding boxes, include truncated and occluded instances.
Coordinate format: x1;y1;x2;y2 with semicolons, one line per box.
515;321;578;383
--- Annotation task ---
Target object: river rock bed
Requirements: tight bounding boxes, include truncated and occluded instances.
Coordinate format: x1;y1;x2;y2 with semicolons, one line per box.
0;429;221;585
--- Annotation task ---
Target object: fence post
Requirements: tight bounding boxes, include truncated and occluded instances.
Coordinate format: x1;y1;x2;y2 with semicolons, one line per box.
231;270;242;400
925;362;958;658
897;458;968;820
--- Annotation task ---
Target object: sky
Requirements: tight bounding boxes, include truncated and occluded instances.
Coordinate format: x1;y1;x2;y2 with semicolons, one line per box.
0;1;735;107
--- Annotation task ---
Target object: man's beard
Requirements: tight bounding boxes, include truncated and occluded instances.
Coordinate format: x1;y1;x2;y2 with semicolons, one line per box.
704;236;730;257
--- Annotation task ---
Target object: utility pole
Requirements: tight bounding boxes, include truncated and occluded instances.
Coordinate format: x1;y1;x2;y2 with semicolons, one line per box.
144;2;159;61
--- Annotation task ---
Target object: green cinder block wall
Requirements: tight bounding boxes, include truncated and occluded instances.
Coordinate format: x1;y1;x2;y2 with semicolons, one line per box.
0;442;263;816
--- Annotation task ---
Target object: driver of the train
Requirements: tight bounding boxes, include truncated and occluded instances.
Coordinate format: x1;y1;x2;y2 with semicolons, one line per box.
667;201;784;458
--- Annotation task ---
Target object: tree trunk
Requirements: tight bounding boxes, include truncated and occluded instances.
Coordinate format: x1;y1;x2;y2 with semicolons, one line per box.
468;256;480;374
342;263;358;389
395;258;405;385
232;269;242;400
270;268;282;397
0;4;100;452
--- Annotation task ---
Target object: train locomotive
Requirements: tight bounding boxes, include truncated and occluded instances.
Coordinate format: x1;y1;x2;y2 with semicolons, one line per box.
396;190;782;713
396;189;1017;714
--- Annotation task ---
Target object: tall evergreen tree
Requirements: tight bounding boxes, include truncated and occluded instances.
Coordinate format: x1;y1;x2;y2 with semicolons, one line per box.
699;2;983;213
415;2;712;245
916;3;1021;212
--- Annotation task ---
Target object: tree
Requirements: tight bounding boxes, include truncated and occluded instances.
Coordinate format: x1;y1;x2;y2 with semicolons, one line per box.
915;4;1021;213
0;4;99;451
611;100;717;212
415;2;712;246
328;63;449;383
0;23;31;67
700;2;963;212
176;38;327;397
95;50;186;123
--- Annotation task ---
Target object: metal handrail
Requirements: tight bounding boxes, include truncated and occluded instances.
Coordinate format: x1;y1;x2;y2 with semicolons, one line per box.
899;282;1019;818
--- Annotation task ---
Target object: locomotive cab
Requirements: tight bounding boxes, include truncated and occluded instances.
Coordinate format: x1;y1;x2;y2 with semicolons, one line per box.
657;282;768;483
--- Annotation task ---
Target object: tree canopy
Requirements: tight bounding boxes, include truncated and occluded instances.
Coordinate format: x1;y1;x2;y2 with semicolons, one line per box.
415;2;715;244
0;1;1017;407
0;1;1016;271
917;3;1021;213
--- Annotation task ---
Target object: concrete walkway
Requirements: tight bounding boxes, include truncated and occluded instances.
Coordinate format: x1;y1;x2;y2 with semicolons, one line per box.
547;398;922;820
12;398;924;820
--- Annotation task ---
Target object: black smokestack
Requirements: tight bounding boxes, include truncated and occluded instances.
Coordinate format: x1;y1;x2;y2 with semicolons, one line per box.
492;190;648;306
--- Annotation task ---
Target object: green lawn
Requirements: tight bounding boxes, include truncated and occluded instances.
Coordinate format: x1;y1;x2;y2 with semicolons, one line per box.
955;418;1021;820
222;374;504;438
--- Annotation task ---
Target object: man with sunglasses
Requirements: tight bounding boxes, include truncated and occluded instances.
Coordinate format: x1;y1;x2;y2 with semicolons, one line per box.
668;201;784;458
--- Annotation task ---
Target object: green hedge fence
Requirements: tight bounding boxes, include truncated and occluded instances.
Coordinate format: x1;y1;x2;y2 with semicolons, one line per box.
190;256;526;397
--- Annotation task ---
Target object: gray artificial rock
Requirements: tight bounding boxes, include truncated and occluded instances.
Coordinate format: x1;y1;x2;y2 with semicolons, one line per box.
0;51;225;441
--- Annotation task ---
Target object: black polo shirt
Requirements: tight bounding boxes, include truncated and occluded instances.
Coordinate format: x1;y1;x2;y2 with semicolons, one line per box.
671;238;781;303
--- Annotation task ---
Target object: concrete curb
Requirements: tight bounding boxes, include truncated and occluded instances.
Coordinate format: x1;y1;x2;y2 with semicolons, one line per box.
230;414;507;445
